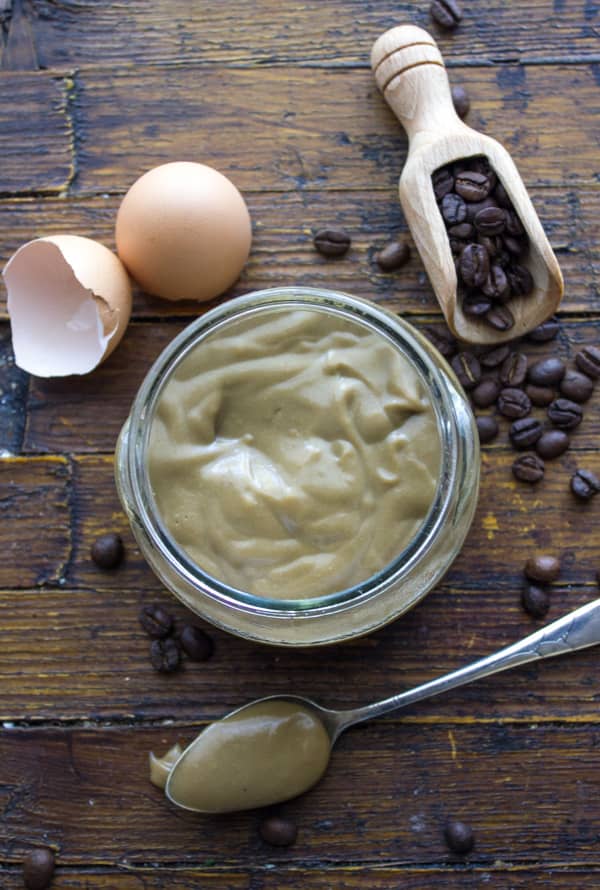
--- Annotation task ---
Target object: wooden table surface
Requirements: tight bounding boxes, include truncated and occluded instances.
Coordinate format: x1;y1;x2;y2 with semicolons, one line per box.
1;1;600;887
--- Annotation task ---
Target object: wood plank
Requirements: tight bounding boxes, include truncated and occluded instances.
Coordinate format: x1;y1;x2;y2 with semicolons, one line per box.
0;326;27;453
27;0;600;69
0;186;596;319
0;71;74;193
68;64;600;195
0;456;71;587
21;317;600;453
1;722;600;865
1;866;599;889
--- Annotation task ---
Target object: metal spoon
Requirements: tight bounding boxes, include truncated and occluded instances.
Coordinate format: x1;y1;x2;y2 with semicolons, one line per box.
163;598;600;814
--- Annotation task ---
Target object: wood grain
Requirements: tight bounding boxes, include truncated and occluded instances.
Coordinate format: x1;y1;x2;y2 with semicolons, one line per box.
0;186;595;319
1;722;600;865
24;0;600;70
62;64;600;195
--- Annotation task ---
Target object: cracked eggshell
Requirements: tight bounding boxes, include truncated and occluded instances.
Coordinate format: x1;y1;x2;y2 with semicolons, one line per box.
3;234;132;377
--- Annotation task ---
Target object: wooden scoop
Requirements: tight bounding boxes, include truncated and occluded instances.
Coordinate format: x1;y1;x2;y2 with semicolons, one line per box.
371;25;563;344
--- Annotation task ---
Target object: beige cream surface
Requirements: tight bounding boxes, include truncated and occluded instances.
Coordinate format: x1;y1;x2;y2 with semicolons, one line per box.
163;699;331;813
147;308;441;599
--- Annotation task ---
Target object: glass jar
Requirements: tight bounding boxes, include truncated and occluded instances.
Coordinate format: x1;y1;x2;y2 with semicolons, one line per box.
115;287;479;646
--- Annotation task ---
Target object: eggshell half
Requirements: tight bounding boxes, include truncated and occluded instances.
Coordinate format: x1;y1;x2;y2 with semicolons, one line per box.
115;162;252;302
3;234;132;377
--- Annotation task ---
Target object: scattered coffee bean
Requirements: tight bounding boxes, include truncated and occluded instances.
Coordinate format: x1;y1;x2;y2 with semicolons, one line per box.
570;468;600;500
547;397;583;430
527;357;566;387
575;345;600;380
139;603;174;639
476;415;499;443
526;317;560;342
451;85;470;119
259;816;298;847
451;351;481;390
444;819;474;854
471;378;500;408
430;0;462;28
23;848;55;890
525;384;555;407
512;453;544;483
510;417;543;449
480;344;510;369
521;584;550;619
90;532;124;570
535;429;569;460
180;625;214;661
497;387;531;419
313;228;351;258
560;369;593;403
424;325;457;359
150;637;181;673
524;554;560;583
499;351;528;387
375;239;410;271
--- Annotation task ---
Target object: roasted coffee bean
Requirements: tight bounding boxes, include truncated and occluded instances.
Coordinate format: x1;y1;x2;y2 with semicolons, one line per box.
559;369;593;403
474;205;505;235
535;429;569;460
524;554;560;583
507;264;534;297
462;293;492;317
480;344;510;368
499;351;528;387
512;453;545;483
91;532;124;569
375;240;410;271
482;264;509;301
485;303;515;331
497;387;531;419
503;234;525;256
510;417;543;449
547;398;583;430
464;196;497;223
448;222;474;239
424;325;457;359
505;209;525;237
444;819;474;854
525;384;555;407
259;816;298;847
441;192;467;224
527;357;566;387
575;345;600;380
23;848;55;890
433;167;454;202
526;317;560;342
494;179;511;208
180;625;214;661
458;243;489;288
451;351;481;390
139;604;174;639
451;85;470;118
571;468;600;500
477;234;501;257
476;415;499;443
150;637;181;673
430;0;462;28
472;378;501;408
455;171;491;203
313;228;351;258
521;584;550;619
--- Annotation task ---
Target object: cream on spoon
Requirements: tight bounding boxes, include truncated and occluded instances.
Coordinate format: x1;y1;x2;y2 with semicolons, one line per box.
152;597;600;813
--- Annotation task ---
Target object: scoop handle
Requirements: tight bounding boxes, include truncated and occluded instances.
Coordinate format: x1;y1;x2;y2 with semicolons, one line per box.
371;25;465;147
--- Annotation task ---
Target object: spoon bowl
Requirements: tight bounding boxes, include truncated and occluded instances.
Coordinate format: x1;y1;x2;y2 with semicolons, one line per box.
159;597;600;813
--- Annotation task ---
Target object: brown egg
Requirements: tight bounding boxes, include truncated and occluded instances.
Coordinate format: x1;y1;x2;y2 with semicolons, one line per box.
3;235;132;377
115;162;252;302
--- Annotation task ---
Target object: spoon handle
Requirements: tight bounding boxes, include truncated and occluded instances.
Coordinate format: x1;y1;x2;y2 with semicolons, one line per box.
340;598;600;732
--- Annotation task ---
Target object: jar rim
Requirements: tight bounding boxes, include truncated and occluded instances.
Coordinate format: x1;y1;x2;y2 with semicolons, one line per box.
124;286;468;619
